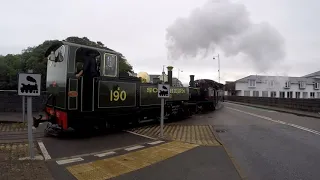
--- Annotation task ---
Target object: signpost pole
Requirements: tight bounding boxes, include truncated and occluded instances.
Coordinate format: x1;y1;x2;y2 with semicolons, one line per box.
160;98;164;137
22;96;25;123
160;68;166;138
18;70;41;160
27;69;34;159
158;67;170;138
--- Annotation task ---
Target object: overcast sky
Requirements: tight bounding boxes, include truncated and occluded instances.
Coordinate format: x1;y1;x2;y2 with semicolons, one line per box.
1;0;319;84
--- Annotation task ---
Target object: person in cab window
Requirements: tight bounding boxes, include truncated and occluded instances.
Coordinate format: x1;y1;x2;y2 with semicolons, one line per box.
76;62;84;78
82;50;99;111
83;51;99;78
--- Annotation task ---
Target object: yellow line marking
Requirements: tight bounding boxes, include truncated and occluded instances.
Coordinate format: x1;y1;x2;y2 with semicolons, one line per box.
67;141;198;180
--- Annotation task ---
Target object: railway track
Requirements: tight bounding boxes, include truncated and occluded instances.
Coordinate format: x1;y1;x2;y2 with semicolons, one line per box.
0;131;45;143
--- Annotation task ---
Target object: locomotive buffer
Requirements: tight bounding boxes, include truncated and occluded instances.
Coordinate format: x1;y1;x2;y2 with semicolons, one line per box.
158;83;170;137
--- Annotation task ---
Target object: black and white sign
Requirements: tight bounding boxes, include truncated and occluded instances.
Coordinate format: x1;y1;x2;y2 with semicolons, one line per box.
18;73;41;96
158;84;170;98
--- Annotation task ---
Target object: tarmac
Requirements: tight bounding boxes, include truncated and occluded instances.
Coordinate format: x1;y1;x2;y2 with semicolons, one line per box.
0;103;245;180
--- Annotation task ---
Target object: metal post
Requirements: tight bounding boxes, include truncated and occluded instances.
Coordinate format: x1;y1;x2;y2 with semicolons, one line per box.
27;69;34;159
22;96;25;123
160;98;164;137
160;68;165;137
218;54;220;83
213;54;221;83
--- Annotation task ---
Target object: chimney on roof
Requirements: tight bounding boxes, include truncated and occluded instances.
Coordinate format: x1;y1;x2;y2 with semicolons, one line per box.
167;66;173;86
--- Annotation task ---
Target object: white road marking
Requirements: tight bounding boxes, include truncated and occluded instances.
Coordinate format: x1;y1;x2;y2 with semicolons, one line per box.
56;157;84;165
225;102;276;113
227;107;320;136
124;130;157;140
37;141;51;160
125;145;145;151
94;151;116;157
147;140;164;145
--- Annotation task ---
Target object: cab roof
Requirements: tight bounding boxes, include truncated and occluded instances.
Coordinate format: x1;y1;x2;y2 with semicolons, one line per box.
45;40;121;57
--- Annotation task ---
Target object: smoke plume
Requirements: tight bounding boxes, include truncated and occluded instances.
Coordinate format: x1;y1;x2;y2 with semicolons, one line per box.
165;0;286;71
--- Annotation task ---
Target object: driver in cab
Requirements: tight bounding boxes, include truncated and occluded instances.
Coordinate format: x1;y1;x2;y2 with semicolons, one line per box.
76;51;99;78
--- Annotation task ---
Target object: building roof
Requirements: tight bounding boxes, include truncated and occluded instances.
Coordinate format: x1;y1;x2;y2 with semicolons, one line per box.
235;75;317;84
302;70;320;78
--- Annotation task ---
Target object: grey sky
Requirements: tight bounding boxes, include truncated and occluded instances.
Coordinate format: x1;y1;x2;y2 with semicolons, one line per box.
0;0;319;84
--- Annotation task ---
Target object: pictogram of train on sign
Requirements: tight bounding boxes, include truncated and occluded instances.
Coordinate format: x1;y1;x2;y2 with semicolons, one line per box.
158;85;169;96
20;76;39;93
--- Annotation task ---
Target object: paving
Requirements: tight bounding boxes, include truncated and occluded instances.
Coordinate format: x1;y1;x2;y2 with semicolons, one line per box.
0;122;28;132
0;142;53;180
127;124;221;146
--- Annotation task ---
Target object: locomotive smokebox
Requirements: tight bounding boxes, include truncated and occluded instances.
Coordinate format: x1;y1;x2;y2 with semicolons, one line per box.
167;66;174;86
189;75;195;87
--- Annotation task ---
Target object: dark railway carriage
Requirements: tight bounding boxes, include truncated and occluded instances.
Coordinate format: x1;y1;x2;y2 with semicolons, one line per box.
33;41;195;133
33;41;223;135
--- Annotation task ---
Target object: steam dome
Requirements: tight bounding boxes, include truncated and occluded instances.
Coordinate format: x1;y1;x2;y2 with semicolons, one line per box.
137;72;150;83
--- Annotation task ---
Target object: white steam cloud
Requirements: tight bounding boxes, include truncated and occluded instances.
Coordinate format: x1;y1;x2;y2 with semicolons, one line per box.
166;0;286;71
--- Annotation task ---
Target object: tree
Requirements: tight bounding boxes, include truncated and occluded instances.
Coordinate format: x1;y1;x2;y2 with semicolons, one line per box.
0;36;134;89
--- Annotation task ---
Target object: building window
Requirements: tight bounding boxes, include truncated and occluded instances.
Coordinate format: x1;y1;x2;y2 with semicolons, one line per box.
268;80;274;87
262;91;268;97
244;91;250;96
280;91;285;98
317;92;320;98
310;92;315;98
284;81;290;89
295;92;301;98
248;80;256;87
303;92;308;98
253;91;259;97
299;81;306;89
314;83;320;90
287;91;293;98
270;91;276;97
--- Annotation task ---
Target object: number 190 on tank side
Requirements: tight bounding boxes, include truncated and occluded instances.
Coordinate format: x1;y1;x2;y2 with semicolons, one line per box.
32;41;224;136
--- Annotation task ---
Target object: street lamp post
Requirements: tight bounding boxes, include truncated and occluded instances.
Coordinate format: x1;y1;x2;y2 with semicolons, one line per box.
213;54;220;83
177;68;183;80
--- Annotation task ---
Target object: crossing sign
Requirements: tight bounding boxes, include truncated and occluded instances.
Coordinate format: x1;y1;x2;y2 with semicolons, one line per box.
158;84;170;98
18;73;41;96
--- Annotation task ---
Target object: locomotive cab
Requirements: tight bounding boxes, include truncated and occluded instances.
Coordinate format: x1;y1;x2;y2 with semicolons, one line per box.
34;41;124;131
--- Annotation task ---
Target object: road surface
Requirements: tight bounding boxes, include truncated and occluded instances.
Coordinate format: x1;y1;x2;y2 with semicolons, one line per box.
209;102;320;180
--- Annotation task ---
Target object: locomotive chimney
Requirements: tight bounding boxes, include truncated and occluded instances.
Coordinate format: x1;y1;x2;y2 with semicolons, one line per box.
167;66;174;86
189;75;195;87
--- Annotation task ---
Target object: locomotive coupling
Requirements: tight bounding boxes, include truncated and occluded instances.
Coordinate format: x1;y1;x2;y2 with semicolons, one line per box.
33;114;53;128
33;115;43;128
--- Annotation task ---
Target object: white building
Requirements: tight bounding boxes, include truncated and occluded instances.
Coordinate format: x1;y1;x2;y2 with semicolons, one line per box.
234;71;320;98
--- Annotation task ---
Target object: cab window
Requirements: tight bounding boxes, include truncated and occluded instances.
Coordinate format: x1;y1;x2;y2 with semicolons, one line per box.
103;53;118;77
